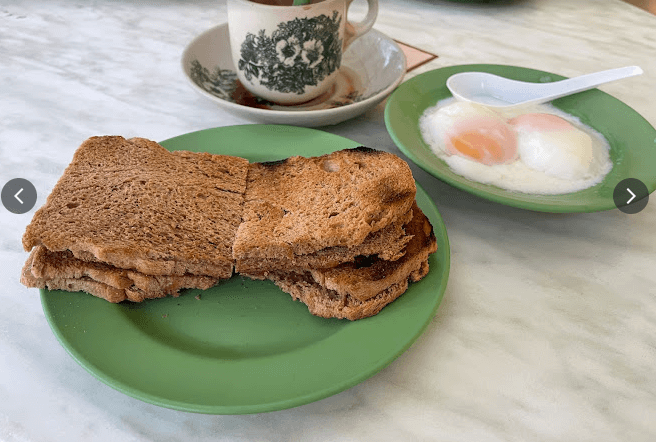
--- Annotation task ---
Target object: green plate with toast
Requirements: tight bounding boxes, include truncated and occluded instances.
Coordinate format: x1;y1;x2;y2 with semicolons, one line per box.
40;125;450;415
385;64;656;212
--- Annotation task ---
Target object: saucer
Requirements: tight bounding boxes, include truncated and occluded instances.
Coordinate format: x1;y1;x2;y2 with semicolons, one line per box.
182;23;406;127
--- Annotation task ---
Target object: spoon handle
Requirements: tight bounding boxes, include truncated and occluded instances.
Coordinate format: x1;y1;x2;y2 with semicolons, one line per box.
540;66;643;101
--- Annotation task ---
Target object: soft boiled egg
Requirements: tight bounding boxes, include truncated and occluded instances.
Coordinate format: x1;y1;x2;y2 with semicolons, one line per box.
423;101;518;165
419;98;613;195
509;113;598;180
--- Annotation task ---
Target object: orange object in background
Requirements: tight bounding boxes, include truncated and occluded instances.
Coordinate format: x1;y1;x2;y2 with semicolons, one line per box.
622;0;656;14
394;40;438;72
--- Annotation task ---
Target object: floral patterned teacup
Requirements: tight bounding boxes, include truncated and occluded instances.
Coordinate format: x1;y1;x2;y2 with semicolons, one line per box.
227;0;378;105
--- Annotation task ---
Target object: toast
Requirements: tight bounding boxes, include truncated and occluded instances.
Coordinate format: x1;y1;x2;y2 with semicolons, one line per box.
233;147;416;265
269;272;417;321
21;268;214;303
309;202;436;301
21;245;220;302
22;136;249;279
21;138;438;321
236;207;414;278
267;202;437;320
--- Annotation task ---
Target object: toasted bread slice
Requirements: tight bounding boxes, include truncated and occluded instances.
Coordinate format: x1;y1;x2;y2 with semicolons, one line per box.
310;202;435;301
267;202;437;320
22;136;249;278
236;207;413;277
22;267;127;303
29;245;133;289
21;246;219;303
233;147;416;263
270;272;418;321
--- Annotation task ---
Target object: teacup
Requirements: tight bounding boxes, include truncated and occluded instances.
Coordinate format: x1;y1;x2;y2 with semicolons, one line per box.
227;0;378;105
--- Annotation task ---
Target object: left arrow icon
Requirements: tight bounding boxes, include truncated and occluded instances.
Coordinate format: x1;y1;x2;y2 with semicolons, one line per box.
2;178;37;214
14;188;24;204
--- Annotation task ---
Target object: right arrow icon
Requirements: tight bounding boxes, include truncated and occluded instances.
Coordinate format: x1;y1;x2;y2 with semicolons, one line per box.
613;178;649;214
627;188;636;204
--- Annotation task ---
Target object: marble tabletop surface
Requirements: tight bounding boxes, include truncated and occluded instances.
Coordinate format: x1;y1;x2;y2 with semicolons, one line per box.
2;0;655;440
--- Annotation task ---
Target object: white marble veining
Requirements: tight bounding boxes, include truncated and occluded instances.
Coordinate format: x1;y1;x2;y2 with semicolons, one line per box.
1;0;656;440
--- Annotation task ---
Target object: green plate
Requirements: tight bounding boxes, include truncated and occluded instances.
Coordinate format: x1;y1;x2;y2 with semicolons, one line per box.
385;64;656;213
40;125;450;415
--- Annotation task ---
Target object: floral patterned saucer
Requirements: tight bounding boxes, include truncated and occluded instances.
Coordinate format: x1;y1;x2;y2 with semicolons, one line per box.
181;23;406;127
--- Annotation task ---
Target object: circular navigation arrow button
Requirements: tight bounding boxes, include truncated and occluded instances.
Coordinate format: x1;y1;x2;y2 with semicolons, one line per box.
613;178;649;214
2;178;38;214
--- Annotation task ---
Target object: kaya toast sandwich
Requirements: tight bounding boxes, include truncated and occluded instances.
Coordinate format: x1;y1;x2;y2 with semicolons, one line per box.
233;147;417;278
267;201;437;320
21;138;438;320
21;136;249;302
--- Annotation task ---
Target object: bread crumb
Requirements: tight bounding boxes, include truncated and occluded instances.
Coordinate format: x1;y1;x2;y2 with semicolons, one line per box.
195;294;201;300
162;314;168;318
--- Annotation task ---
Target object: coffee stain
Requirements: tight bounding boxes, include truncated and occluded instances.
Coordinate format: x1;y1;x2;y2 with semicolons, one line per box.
299;83;339;107
340;71;357;99
323;68;360;107
231;81;271;109
230;67;361;111
344;22;356;49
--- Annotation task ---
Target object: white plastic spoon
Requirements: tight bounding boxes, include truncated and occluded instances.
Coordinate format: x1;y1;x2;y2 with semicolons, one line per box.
446;66;643;109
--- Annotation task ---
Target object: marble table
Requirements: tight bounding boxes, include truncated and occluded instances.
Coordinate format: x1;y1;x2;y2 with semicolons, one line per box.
1;0;655;440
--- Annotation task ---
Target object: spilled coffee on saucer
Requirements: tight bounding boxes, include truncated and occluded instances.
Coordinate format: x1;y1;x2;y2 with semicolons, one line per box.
248;0;326;5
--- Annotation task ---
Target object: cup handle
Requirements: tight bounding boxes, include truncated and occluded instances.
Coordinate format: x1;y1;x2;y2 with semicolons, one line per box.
343;0;378;51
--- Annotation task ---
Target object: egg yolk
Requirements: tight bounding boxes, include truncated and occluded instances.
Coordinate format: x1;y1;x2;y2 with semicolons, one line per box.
446;119;518;165
450;131;508;164
509;113;574;131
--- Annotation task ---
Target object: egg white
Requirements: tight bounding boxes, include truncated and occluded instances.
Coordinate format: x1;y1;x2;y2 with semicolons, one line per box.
423;101;517;165
419;98;613;195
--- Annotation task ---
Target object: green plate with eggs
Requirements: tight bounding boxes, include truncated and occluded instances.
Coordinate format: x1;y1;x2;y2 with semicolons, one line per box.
385;64;656;213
